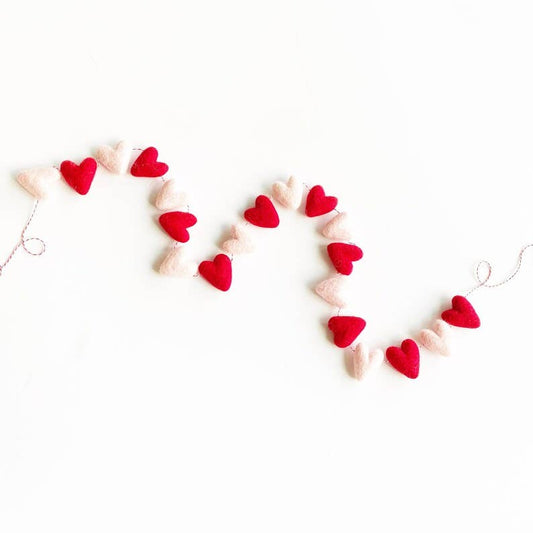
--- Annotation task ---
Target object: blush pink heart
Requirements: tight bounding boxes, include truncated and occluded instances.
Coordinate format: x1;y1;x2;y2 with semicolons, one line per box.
322;212;352;241
351;343;384;380
155;179;188;211
418;319;450;356
16;167;61;199
221;224;254;255
315;276;348;308
94;140;131;175
271;176;303;209
159;246;197;277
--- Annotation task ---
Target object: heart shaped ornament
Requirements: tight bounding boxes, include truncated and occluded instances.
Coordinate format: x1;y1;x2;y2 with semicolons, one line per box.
315;276;348;308
94;140;131;175
305;185;338;217
199;254;232;291
155;179;188;211
244;195;279;228
17;167;61;199
159;246;197;277
386;339;420;379
327;243;363;275
221;224;254;255
441;295;480;329
130;147;169;178
272;176;303;209
159;211;197;243
418;319;450;356
60;158;97;195
351;343;384;380
322;212;352;240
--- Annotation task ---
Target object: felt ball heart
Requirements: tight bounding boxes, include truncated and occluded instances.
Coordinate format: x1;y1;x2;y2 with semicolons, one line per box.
351;343;384;380
272;176;303;209
315;276;347;308
94;140;131;174
155;179;188;211
305;185;338;217
131;147;169;177
159;246;197;277
441;295;480;329
60;158;97;195
244;195;280;228
221;224;254;255
322;212;352;240
16;167;61;200
418;319;450;356
327;243;363;275
328;316;366;348
386;339;420;379
159;211;197;243
199;253;232;291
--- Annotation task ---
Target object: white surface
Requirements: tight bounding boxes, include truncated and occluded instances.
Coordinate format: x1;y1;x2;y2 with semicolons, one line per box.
1;1;532;531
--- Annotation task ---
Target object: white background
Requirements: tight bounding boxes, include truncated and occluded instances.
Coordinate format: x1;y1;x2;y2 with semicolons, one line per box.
0;1;532;531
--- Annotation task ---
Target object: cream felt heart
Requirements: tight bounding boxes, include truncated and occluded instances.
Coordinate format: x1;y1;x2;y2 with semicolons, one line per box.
159;246;197;277
272;176;303;210
315;275;348;308
16;167;61;199
155;179;188;211
221;224;254;255
322;212;352;240
351;343;384;380
94;140;131;175
418;319;450;356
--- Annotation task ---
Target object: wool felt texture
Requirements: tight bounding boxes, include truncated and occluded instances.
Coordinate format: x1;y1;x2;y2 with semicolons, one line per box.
305;185;338;217
60;158;97;196
221;224;254;255
94;140;131;175
130;147;169;178
315;275;347;308
155;179;188;211
17;167;61;200
441;295;480;329
159;211;197;243
271;176;303;209
327;243;363;275
328;315;366;348
352;343;384;381
159;246;197;277
418;319;450;356
199;253;232;291
243;195;280;228
386;339;420;379
322;212;352;241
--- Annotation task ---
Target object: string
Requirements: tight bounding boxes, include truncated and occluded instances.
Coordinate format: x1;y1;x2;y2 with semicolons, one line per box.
465;244;533;296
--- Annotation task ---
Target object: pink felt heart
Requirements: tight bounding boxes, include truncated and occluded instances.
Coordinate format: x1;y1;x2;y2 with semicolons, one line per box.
221;224;254;255
272;176;303;209
315;276;347;308
351;343;384;380
418;319;450;356
322;212;352;241
155;179;188;211
159;246;197;277
94;140;131;175
16;167;61;199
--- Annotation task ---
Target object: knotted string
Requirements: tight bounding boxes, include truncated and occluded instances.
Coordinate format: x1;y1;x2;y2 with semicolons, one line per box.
0;201;46;277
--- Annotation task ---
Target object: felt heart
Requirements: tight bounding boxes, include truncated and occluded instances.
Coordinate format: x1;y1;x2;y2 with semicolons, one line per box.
351;343;384;380
199;253;232;291
322;212;352;240
159;211;197;243
305;185;338;217
418;319;450;356
94;140;131;175
327;243;363;275
60;158;97;195
328;315;366;348
244;195;280;228
130;147;169;178
272;176;303;209
159;246;197;277
315;276;347;308
221;224;254;255
386;339;420;379
155;179;188;211
441;295;480;328
16;167;61;199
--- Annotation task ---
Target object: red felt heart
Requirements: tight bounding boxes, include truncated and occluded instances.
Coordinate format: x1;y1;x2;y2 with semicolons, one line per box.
305;185;338;217
199;254;232;291
159;211;197;243
441;296;480;329
328;316;366;348
386;339;420;379
327;243;363;275
244;195;280;228
60;158;97;195
131;147;169;177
